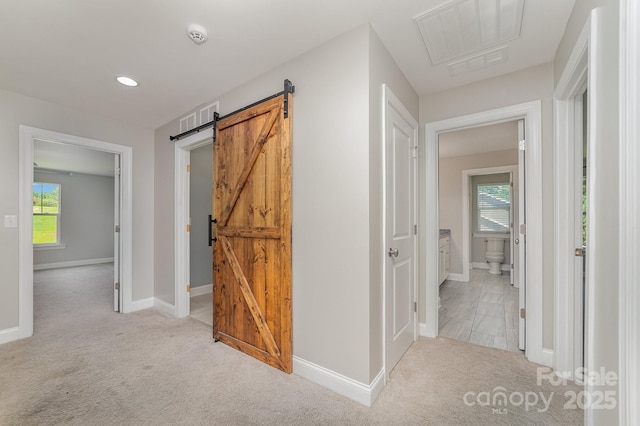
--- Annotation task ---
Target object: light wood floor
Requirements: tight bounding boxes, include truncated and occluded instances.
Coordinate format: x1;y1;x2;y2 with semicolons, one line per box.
438;269;521;353
190;293;213;326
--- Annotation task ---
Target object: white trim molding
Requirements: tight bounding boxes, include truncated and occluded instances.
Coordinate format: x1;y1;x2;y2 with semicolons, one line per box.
542;348;554;368
174;102;218;319
619;0;640;423
18;126;134;341
446;273;466;282
129;297;154;312
471;262;510;272
153;298;176;316
554;9;595;378
463;165;518;284
190;284;213;298
33;257;114;271
0;327;21;345
293;356;385;406
424;101;544;365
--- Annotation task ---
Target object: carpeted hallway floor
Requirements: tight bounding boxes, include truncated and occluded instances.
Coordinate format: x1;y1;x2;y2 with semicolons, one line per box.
0;265;583;425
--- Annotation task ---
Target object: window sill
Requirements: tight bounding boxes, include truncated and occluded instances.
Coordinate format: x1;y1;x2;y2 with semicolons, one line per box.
34;244;66;251
472;233;510;239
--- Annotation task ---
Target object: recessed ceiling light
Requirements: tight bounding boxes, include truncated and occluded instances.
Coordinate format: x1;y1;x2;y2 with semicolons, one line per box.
116;76;139;87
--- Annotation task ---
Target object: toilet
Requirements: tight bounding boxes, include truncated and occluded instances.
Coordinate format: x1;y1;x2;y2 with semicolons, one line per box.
485;238;505;275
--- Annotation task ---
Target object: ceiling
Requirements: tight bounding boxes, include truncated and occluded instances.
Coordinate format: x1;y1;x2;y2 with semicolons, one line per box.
0;0;575;130
438;120;518;158
34;139;115;176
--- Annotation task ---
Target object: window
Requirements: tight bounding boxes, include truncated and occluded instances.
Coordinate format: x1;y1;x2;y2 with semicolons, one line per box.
33;182;60;245
476;183;510;233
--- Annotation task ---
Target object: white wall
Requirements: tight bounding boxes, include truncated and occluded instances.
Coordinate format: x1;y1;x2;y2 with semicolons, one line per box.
420;62;555;349
155;25;372;383
33;171;114;266
189;143;213;288
0;88;155;331
554;1;620;424
154;24;418;388
368;27;419;381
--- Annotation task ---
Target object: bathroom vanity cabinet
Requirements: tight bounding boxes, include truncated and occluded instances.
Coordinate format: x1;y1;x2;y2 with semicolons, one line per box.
439;236;450;285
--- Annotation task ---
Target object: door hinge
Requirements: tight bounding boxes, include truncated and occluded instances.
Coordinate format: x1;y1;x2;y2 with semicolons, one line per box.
414;301;417;312
115;168;121;176
115;225;120;233
115;282;120;290
412;146;418;158
186;284;190;292
186;224;191;232
186;164;190;172
520;308;526;319
519;140;526;151
511;263;514;269
519;224;526;235
414;224;417;235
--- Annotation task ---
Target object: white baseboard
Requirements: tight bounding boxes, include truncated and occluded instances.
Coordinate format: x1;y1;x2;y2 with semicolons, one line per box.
33;257;114;271
190;284;212;298
0;327;20;345
542;348;554;368
293;356;385;406
129;297;154;312
446;273;466;282
472;262;510;272
419;322;434;338
128;297;176;317
153;298;175;316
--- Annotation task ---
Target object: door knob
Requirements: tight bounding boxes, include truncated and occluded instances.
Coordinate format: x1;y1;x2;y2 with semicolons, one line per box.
515;238;519;245
388;248;399;258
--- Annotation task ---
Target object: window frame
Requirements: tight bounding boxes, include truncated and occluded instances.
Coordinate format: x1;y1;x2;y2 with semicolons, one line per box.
475;181;511;234
32;181;62;247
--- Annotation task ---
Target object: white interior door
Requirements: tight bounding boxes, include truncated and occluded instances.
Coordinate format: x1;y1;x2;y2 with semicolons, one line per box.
384;89;417;376
113;154;121;312
517;120;526;350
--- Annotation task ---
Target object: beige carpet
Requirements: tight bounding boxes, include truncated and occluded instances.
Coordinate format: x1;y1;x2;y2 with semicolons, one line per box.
0;265;583;425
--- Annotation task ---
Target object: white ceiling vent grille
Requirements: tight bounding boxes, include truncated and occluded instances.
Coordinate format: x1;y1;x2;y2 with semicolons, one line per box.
447;45;509;76
415;0;525;65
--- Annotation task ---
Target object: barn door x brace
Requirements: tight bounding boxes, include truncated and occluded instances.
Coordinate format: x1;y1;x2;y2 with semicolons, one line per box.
169;79;295;142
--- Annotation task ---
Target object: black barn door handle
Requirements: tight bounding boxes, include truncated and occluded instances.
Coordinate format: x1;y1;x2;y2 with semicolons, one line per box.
208;215;217;246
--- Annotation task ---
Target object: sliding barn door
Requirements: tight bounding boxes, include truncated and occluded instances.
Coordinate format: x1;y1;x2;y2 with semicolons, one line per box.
212;95;292;373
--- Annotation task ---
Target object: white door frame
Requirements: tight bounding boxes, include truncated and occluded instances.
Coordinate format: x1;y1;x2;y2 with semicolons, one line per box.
423;100;545;366
553;11;597;381
619;0;639;422
461;165;518;282
382;85;418;379
18;126;133;339
173;102;218;318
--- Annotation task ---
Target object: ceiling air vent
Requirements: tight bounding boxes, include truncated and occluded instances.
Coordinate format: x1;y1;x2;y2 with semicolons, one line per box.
415;0;525;65
447;45;509;76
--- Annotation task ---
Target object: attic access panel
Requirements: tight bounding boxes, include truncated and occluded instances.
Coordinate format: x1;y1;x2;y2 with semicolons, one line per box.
415;0;525;65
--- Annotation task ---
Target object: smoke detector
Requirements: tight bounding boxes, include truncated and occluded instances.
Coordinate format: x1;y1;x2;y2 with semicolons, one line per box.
188;24;208;44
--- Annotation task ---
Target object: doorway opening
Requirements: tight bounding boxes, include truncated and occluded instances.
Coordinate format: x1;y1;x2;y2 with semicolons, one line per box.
436;120;522;353
188;142;214;326
553;10;596;380
423;100;547;366
173;102;218;319
18;126;133;340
